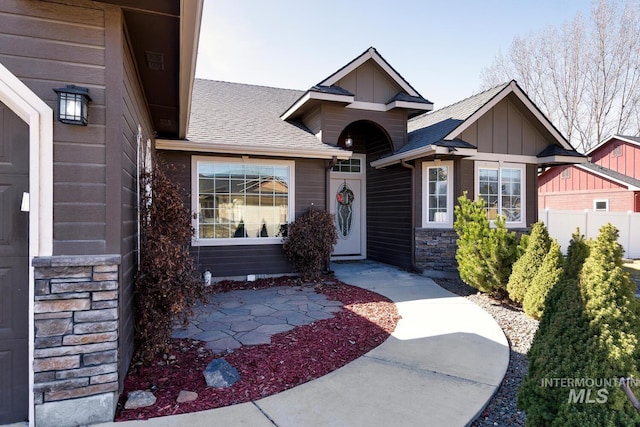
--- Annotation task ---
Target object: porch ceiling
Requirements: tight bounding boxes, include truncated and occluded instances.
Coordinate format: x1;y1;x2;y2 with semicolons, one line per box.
94;0;201;139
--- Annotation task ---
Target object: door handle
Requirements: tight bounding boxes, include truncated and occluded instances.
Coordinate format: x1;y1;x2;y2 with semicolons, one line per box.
21;192;29;212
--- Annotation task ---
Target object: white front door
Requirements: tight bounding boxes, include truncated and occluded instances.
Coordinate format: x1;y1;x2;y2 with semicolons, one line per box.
330;155;366;259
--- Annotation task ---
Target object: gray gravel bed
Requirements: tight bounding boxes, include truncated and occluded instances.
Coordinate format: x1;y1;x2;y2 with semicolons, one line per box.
434;278;539;427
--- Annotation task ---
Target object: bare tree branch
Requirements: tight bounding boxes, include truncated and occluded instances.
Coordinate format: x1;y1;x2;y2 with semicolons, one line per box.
481;0;640;152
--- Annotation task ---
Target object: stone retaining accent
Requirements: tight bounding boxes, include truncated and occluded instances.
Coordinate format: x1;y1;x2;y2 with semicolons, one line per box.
32;255;121;427
414;228;459;276
415;227;531;278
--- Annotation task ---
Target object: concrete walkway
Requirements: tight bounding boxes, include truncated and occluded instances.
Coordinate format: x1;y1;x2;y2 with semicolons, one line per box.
98;261;509;427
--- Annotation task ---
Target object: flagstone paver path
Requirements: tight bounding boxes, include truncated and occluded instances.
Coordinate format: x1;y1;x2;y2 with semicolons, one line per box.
172;286;344;354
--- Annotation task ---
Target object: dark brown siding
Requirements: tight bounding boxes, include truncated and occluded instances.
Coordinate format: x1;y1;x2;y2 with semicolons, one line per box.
354;124;413;269
114;12;155;386
322;104;406;151
160;151;328;278
0;0;109;254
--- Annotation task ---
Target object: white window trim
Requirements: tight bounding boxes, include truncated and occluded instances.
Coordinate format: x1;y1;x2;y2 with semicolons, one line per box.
593;199;609;212
191;156;295;246
422;160;454;228
474;161;526;228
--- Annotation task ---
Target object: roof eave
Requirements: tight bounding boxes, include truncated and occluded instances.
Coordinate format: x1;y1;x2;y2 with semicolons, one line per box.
386;100;434;113
319;47;423;98
537;155;589;166
370;145;477;169
586;134;640;155
156;139;352;160
280;91;354;121
178;0;204;139
443;81;574;152
575;164;640;191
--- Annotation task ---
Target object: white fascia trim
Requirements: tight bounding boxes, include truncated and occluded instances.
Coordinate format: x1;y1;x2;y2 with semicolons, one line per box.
321;48;420;97
178;0;203;139
280;91;354;120
345;101;387;112
537;155;588;165
156;139;352;160
370;145;436;168
587;134;640;155
575;164;640;191
345;100;434;113
387;100;434;112
370;145;479;168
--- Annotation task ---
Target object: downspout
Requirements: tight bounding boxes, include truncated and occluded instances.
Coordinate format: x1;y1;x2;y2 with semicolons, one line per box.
324;156;338;273
400;159;422;273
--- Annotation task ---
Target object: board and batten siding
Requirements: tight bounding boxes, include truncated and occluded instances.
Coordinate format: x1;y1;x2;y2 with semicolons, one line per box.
335;59;402;105
0;0;110;255
459;96;550;156
538;164;634;212
590;139;640;180
160;151;328;278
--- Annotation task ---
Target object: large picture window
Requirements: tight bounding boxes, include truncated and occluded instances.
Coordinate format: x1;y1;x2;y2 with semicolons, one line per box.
192;157;294;245
475;162;525;227
422;161;453;227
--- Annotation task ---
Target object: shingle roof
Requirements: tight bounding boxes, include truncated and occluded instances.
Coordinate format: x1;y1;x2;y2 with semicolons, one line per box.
537;144;585;158
620;135;640;143
186;79;348;156
580;163;640;189
402;83;510;154
310;85;354;96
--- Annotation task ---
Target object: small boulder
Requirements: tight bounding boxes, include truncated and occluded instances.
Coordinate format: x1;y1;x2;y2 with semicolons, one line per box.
177;390;198;403
203;358;240;388
124;390;156;409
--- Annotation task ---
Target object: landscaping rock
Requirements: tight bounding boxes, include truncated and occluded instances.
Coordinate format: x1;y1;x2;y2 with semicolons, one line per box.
177;390;198;403
203;358;240;388
124;390;156;409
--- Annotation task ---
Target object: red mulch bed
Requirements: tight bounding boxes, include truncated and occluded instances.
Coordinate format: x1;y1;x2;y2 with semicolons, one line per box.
115;276;400;421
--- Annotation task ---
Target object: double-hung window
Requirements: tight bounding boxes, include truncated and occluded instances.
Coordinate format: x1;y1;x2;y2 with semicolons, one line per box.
422;161;453;227
475;161;525;227
192;157;295;245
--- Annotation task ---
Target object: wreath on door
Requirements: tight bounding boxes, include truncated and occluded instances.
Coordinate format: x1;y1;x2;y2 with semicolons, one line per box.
336;183;355;238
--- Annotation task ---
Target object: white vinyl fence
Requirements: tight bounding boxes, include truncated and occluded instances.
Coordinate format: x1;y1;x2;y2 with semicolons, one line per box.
539;209;640;259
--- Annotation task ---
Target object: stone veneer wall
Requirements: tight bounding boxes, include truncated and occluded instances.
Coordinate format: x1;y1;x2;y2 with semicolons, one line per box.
414;228;459;276
32;255;121;427
415;227;531;278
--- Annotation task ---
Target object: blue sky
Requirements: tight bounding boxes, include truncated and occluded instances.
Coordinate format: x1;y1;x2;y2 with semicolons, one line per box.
195;0;592;108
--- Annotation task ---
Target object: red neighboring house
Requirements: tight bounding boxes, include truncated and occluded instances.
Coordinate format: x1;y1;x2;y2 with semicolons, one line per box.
539;135;640;212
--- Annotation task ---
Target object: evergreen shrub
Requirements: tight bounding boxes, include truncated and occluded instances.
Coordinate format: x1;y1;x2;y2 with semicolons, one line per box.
507;222;551;303
518;224;640;426
523;239;563;319
453;193;517;294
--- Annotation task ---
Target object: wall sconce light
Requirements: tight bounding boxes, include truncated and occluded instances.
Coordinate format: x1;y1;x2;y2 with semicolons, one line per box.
53;85;91;126
344;134;353;148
